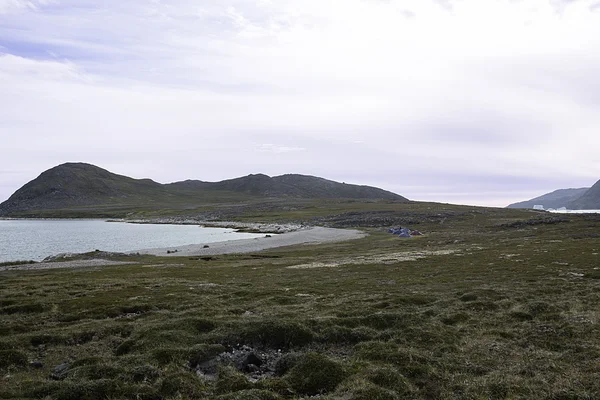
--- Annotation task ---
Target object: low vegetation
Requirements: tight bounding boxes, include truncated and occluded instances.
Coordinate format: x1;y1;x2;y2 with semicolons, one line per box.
1;202;600;399
0;260;37;267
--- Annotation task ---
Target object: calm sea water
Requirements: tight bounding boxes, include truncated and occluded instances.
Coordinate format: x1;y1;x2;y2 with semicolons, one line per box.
0;220;264;263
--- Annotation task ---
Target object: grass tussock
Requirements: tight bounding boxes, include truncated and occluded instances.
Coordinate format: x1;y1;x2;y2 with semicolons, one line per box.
284;353;347;395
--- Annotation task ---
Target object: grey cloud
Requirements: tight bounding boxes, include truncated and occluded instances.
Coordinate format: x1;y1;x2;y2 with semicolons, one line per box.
482;54;600;107
433;0;453;11
410;118;548;146
550;0;584;13
401;9;416;18
256;144;306;154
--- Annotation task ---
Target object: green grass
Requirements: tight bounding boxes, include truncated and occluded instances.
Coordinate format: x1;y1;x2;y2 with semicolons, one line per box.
0;260;36;267
1;202;600;399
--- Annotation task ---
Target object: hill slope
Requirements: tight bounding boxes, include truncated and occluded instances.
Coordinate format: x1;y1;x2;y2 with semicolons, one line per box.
0;163;407;217
507;188;589;209
205;173;401;199
568;179;600;209
0;163;169;215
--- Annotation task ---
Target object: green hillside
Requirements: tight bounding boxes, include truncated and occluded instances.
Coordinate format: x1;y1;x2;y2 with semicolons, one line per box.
0;163;407;218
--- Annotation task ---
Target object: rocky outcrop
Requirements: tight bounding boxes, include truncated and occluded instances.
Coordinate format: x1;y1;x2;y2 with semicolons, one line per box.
568;179;600;209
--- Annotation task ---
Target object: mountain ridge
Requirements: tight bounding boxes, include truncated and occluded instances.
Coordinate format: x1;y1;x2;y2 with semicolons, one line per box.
0;163;407;217
568;179;600;209
507;188;589;209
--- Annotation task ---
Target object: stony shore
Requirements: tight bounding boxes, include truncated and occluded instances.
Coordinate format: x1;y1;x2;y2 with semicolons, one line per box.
108;218;302;234
135;226;366;257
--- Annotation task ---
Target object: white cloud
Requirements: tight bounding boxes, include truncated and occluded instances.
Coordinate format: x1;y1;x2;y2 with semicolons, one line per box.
0;0;599;206
257;144;305;154
0;0;55;14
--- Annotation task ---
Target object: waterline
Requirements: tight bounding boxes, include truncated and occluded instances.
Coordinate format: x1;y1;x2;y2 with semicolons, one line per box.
0;219;265;263
547;209;600;214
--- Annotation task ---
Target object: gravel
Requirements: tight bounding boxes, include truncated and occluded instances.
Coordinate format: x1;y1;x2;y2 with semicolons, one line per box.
136;227;366;257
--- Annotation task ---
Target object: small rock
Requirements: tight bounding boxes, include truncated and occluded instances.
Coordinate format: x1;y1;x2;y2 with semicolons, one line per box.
243;352;264;370
196;369;217;381
50;362;70;380
195;359;219;375
246;363;260;373
30;361;44;369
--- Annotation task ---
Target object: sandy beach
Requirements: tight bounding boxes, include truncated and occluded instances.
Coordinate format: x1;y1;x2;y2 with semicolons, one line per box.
136;226;366;257
0;227;366;271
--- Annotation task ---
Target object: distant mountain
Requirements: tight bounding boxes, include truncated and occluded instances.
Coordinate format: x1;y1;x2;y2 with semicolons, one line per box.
507;188;589;209
568;179;600;210
206;173;400;199
0;163;167;215
0;163;407;217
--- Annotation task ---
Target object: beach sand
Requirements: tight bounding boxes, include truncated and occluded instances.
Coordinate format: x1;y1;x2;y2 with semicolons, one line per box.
1;227;366;271
136;227;366;257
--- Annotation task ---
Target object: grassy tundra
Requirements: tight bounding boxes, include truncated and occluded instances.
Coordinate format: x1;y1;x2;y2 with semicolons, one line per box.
1;201;599;399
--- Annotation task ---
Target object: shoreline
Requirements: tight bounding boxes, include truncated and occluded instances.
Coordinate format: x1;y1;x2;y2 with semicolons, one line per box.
109;218;303;234
135;226;366;257
0;217;301;233
0;225;367;270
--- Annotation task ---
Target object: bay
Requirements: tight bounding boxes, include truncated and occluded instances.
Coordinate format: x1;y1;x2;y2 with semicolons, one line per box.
0;220;265;263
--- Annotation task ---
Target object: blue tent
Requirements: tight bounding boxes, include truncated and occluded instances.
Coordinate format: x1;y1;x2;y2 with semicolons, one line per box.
388;226;416;238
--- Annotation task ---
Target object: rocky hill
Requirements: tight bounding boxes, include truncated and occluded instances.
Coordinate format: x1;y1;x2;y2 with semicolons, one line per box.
0;163;407;217
568;179;600;209
202;173;399;199
0;163;166;215
507;188;589;209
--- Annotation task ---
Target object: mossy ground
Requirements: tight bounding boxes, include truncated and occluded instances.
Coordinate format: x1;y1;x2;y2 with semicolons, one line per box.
1;202;600;399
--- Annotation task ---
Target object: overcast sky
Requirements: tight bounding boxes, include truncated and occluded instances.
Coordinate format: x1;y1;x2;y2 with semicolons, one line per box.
1;0;599;207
